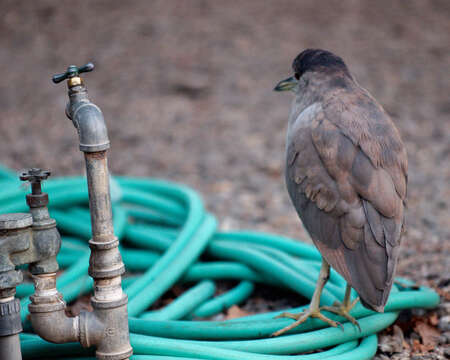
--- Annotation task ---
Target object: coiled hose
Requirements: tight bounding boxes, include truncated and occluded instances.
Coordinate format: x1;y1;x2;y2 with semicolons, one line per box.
0;164;439;360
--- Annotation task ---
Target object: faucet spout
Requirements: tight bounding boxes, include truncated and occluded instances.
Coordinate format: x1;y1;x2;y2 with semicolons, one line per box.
65;84;110;153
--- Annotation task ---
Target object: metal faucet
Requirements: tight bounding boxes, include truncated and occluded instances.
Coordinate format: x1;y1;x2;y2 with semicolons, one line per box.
0;63;132;360
0;168;60;360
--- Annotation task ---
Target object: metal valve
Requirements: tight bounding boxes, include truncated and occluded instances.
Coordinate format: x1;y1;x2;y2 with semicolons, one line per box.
20;168;50;196
52;62;94;84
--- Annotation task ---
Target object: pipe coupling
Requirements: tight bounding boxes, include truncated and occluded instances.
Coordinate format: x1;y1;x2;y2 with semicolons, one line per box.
91;294;132;360
77;295;132;359
0;298;21;337
88;238;125;279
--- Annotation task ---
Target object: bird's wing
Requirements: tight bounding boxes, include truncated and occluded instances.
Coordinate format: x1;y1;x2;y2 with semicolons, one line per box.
286;92;407;311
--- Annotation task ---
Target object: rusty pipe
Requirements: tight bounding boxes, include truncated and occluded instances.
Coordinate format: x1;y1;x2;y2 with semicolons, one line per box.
30;309;79;343
28;272;131;358
54;70;131;359
28;273;110;350
82;150;131;360
28;273;79;343
31;65;133;359
0;181;60;360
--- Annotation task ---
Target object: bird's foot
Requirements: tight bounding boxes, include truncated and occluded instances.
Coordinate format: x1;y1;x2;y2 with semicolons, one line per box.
272;307;343;337
320;297;361;331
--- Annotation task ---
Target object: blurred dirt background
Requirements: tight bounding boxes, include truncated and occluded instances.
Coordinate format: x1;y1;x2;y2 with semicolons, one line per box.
0;0;449;358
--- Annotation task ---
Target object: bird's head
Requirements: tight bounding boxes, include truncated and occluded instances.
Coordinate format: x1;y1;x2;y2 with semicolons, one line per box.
274;49;350;93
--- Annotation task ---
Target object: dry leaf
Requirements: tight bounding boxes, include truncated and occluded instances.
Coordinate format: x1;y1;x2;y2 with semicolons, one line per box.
411;339;422;353
378;325;405;354
225;305;252;320
402;340;410;350
429;313;439;326
413;321;440;352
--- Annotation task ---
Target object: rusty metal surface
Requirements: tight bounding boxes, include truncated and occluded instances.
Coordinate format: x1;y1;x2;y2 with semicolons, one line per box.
29;274;79;344
84;151;114;239
0;213;33;230
0;227;33;266
0;170;62;360
83;150;130;358
32;70;132;359
91;295;132;360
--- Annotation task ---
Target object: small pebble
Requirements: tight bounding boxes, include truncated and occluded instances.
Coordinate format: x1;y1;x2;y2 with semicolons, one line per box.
440;331;450;344
437;303;450;317
373;355;390;360
438;315;450;332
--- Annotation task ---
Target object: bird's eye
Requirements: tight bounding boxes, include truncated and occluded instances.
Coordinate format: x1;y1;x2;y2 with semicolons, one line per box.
294;73;300;80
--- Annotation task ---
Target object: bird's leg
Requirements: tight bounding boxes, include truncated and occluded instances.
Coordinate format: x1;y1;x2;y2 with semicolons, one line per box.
272;260;342;337
320;283;361;331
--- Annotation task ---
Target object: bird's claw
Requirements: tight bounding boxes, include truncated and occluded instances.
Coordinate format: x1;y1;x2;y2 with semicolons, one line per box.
274;312;302;320
272;308;342;337
320;297;361;332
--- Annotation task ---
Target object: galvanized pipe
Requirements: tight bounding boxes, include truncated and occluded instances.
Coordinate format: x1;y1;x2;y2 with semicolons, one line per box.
83;149;131;359
0;334;21;360
29;68;132;360
0;65;131;359
85;151;114;241
84;151;125;287
0;213;33;360
29;273;79;344
0;295;22;360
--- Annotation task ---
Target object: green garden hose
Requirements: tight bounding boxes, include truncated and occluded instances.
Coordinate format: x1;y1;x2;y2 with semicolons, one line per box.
0;166;439;359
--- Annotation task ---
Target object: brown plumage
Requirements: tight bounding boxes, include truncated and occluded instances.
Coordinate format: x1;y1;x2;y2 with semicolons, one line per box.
279;49;407;312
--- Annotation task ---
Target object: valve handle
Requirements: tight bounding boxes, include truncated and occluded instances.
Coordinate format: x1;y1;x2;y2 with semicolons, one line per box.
20;168;51;182
20;168;51;195
52;62;94;84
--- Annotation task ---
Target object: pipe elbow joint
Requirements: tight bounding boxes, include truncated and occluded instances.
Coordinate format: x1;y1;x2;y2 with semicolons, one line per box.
28;274;78;344
29;304;79;344
69;102;110;153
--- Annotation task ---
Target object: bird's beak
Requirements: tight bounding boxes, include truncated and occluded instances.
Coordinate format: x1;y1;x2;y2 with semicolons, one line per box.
274;76;297;92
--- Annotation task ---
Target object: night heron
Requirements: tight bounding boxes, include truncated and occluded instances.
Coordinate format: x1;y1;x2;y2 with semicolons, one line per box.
273;49;407;335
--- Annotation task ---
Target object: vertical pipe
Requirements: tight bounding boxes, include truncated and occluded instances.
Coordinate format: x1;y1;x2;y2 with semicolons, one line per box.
84;151;132;359
60;70;132;359
0;296;22;360
0;334;22;360
84;151;125;288
84;151;114;241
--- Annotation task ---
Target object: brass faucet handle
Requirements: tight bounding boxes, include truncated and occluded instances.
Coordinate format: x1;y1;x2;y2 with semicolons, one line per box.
52;62;94;84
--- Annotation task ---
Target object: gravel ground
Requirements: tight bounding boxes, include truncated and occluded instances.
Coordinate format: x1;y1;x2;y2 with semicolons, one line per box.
0;1;448;358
